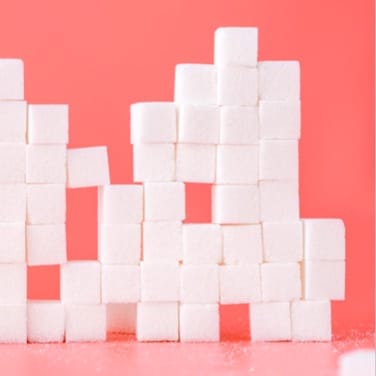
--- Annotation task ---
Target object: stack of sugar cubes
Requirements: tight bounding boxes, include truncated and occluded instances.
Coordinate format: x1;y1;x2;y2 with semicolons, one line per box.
0;26;346;344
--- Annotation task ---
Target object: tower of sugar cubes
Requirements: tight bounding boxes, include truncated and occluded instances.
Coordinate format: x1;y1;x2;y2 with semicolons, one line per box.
0;26;346;344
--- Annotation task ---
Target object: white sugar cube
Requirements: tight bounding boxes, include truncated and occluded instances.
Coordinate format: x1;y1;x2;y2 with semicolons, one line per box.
144;182;185;221
27;301;65;343
216;145;259;184
222;225;263;264
258;61;300;100
259;181;299;221
0;144;25;183
98;185;143;224
143;222;182;262
250;302;291;341
218;66;258;105
26;145;66;184
259;101;301;139
291;300;331;341
28;104;69;144
212;185;260;224
0;101;27;143
102;265;140;303
141;262;180;302
27;184;66;224
182;224;221;264
0;59;24;100
180;304;219;342
67;146;110;188
61;261;101;304
304;260;345;300
338;350;376;376
65;304;106;342
260;140;299;181
0;223;25;263
180;265;219;303
0;305;26;343
220;106;259;145
262;221;303;262
174;64;217;105
261;263;301;301
0;264;26;304
0;184;26;222
176;144;216;183
304;219;345;260
27;224;66;265
220;265;261;303
133;144;175;182
214;27;258;67
137;302;179;342
130;102;176;144
178;104;220;144
99;224;141;265
106;303;137;334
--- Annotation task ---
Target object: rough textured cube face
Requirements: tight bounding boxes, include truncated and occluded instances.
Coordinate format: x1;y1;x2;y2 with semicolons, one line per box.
259;181;299;221
0;264;26;304
102;265;140;303
216;145;259;184
99;224;141;265
259;101;301;139
28;104;69;144
304;260;345;300
180;304;219;342
0;101;27;143
27;184;66;224
176;144;216;183
261;263;301;302
220;106;259;145
291;301;331;341
260;140;299;181
27;301;65;343
0;144;25;183
26;145;66;184
27;224;67;265
144;182;185;221
220;265;261;304
133;144;175;182
130;102;177;144
222;225;263;264
137;302;179;342
0;305;27;343
174;64;217;105
178;104;220;144
304;219;345;260
183;224;221;264
98;185;143;224
61;262;101;304
250;302;291;341
0;223;25;263
106;303;137;334
65;304;106;342
141;263;180;302
212;185;260;224
258;61;300;100
0;184;26;222
143;222;182;262
262;221;303;262
0;59;24;100
67;147;110;188
218;66;258;105
180;265;219;303
214;27;258;67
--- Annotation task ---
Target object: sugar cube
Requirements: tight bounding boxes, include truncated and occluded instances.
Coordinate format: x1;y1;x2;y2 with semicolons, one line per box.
338;350;376;376
28;104;69;144
67;146;110;188
106;303;137;334
0;263;26;304
180;304;219;342
0;184;26;222
0;59;24;100
0;223;25;263
0;305;26;343
0;144;25;183
0;101;27;143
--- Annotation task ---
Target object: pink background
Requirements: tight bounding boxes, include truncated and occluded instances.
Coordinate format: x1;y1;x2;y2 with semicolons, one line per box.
0;0;373;338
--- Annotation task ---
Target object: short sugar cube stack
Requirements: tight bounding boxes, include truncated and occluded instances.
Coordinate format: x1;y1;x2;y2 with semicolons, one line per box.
0;26;346;343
